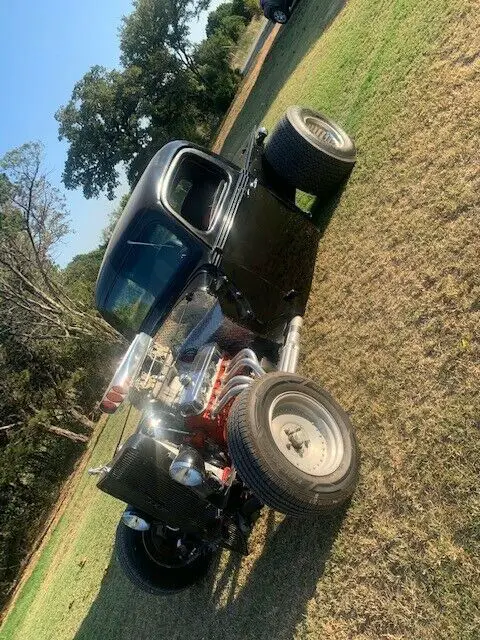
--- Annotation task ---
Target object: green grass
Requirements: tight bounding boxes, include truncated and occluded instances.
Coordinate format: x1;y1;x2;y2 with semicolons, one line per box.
1;406;140;640
2;0;480;638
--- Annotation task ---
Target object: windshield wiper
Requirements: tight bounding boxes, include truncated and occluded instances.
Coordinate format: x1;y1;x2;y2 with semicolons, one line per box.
126;239;187;258
128;240;164;249
127;240;178;250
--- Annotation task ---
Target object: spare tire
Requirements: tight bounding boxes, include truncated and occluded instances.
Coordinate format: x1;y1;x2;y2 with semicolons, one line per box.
227;372;359;516
264;106;356;197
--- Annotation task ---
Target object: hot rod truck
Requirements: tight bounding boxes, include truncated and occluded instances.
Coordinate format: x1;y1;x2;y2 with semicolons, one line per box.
92;106;359;594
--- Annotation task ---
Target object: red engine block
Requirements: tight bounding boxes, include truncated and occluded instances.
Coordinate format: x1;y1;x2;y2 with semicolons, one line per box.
184;358;233;449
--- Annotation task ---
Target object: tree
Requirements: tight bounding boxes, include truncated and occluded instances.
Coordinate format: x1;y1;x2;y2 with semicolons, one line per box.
0;148;127;607
0;142;119;343
56;65;150;199
63;246;106;308
0;141;126;450
101;193;130;244
56;0;241;200
206;2;235;37
195;31;242;115
121;0;210;84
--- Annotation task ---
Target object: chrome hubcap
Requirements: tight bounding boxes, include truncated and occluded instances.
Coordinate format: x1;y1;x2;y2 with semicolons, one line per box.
269;392;344;476
305;116;343;148
273;10;287;22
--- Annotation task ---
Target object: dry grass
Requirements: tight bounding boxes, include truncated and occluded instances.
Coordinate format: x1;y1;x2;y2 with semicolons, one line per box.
212;23;281;153
230;15;268;72
2;0;479;638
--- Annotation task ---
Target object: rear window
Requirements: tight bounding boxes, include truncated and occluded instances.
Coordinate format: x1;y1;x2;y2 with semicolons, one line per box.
103;222;197;334
166;153;227;231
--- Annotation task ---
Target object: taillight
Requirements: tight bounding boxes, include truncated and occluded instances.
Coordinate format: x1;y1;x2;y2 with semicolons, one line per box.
100;398;120;414
106;390;124;403
98;331;152;415
100;383;129;414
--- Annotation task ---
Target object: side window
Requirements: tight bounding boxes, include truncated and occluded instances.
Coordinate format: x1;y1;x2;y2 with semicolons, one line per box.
166;153;227;231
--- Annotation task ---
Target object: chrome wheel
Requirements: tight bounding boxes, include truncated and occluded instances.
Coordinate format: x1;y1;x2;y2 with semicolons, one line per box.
304;115;343;149
273;9;288;23
269;391;344;476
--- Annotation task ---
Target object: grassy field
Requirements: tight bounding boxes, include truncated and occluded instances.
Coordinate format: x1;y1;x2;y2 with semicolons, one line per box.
2;0;480;638
0;407;140;640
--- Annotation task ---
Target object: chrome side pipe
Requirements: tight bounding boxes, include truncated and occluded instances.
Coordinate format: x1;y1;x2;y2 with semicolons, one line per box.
278;316;303;373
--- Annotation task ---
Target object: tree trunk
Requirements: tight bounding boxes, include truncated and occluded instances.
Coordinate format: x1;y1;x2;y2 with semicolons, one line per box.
68;407;95;431
44;425;89;443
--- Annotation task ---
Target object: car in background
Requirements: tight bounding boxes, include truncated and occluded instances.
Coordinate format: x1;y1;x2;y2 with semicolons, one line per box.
260;0;295;24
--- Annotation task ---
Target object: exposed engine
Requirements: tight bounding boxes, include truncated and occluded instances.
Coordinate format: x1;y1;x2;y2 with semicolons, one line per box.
97;336;271;553
149;343;266;448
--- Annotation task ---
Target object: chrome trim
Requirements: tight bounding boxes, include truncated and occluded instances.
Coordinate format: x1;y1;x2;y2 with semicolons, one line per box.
210;169;250;265
178;343;222;415
278;316;303;373
159;147;232;238
101;332;152;401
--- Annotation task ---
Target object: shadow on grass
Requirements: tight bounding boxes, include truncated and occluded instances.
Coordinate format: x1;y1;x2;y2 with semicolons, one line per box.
309;177;351;236
74;509;347;640
222;0;348;161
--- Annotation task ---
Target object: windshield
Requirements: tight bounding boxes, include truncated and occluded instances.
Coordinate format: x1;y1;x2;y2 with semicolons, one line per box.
102;222;197;334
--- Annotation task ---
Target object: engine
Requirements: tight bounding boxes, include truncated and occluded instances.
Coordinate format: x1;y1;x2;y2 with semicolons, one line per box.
142;343;266;452
96;341;266;546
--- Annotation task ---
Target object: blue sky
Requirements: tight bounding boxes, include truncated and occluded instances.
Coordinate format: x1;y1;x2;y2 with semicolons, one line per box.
0;0;222;267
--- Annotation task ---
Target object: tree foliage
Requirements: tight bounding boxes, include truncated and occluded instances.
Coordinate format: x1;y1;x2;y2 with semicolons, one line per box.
56;0;254;200
0;142;117;343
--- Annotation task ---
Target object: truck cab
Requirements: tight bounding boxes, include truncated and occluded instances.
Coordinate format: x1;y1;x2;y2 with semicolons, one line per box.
95;132;319;342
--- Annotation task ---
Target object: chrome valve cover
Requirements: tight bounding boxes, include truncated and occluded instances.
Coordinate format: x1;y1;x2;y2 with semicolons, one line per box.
178;343;222;416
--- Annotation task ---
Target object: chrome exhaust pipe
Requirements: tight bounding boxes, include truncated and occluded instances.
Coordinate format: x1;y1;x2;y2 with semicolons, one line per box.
211;384;250;416
217;375;253;401
226;349;261;372
278;316;303;373
224;357;264;382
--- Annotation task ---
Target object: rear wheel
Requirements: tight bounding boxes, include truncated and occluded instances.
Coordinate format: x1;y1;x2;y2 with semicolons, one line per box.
115;520;216;594
272;9;288;23
264;106;356;197
263;1;290;23
227;373;359;515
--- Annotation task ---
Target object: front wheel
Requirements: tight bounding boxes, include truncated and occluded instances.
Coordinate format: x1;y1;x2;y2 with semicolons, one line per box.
264;106;356;197
115;520;216;595
227;373;359;516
